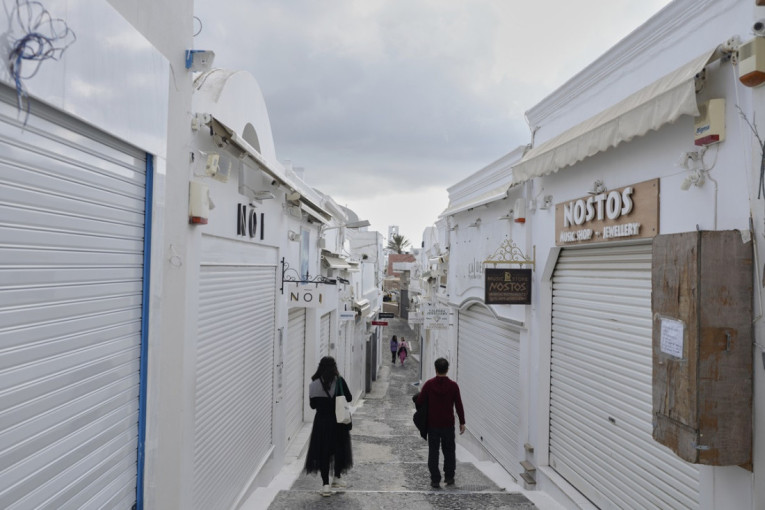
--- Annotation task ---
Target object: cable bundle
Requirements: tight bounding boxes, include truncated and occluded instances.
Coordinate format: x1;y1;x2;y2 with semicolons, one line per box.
8;0;76;123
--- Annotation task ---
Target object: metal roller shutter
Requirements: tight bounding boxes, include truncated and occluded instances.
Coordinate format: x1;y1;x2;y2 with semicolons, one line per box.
193;264;276;510
320;313;330;358
0;89;147;509
285;309;306;444
550;243;700;509
457;305;521;478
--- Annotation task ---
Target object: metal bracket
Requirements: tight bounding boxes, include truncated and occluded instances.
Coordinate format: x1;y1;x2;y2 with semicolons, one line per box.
280;257;337;294
483;237;536;271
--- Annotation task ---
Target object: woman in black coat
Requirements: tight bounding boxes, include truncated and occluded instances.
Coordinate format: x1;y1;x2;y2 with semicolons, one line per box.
304;356;353;496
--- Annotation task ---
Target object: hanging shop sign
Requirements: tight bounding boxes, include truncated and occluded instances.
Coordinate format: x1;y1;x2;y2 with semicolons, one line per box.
485;268;532;305
555;179;659;246
339;310;356;321
425;308;450;330
408;311;424;325
285;283;338;309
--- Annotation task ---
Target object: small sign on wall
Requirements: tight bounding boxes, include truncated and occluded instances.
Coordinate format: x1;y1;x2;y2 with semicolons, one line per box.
659;317;685;359
485;268;532;305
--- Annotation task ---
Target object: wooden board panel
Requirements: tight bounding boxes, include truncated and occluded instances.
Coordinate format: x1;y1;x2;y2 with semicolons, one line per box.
651;231;752;466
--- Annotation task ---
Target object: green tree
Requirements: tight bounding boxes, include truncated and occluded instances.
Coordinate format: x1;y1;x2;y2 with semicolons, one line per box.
387;234;410;254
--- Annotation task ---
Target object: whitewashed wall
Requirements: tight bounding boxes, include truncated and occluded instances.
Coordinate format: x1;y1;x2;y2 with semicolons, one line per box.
434;0;764;508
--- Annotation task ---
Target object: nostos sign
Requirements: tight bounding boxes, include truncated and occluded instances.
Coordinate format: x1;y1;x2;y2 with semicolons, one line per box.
485;268;532;305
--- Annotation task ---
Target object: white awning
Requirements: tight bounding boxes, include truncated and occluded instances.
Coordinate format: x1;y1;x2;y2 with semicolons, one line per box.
206;115;332;221
511;49;715;185
353;299;371;317
322;254;351;269
300;201;330;225
440;183;511;218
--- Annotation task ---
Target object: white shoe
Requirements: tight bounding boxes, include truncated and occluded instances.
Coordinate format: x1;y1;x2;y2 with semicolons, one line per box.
331;478;347;488
320;484;332;496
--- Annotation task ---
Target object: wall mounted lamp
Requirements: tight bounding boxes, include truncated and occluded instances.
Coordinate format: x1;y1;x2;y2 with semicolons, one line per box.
680;169;706;191
320;219;371;234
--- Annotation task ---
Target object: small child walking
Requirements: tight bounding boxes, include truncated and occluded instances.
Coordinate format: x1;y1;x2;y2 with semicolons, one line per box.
397;338;408;366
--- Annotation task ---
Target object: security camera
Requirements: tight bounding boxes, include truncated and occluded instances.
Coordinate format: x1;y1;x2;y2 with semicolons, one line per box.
754;19;765;37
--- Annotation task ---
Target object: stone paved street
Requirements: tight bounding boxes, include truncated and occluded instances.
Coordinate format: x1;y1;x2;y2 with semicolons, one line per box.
263;318;545;510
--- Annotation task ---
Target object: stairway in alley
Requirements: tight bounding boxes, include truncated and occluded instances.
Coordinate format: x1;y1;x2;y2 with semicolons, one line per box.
266;319;538;510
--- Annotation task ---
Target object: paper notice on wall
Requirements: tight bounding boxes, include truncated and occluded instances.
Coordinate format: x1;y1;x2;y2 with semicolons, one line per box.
660;318;685;358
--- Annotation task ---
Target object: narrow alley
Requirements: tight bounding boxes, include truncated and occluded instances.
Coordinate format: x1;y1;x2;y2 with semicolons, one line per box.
253;319;559;510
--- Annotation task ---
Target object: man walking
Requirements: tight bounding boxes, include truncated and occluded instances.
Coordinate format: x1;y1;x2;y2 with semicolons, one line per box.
416;357;465;488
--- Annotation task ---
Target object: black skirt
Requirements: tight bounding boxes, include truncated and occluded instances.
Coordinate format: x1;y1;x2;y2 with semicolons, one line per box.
304;405;353;475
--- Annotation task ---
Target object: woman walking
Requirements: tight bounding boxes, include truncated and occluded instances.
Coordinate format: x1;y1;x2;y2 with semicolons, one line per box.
304;356;353;496
398;337;408;366
390;335;399;364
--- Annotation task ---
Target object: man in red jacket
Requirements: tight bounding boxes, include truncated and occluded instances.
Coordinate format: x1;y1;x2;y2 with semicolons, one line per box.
416;357;466;488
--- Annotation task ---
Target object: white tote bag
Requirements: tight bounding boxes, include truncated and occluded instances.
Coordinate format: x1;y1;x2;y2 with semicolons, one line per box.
335;377;352;424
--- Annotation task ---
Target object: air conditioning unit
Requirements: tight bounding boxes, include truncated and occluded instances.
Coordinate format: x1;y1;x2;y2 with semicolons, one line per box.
738;37;765;87
694;99;725;146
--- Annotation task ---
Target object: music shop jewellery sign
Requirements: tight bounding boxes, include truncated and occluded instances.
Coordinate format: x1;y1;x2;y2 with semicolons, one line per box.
555;179;659;246
485;268;532;305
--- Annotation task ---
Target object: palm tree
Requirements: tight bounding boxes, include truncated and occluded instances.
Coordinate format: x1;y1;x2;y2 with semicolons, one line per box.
387;234;410;254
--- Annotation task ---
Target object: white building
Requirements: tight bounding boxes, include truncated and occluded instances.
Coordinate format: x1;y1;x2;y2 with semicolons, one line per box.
0;1;185;508
423;1;765;509
0;2;384;509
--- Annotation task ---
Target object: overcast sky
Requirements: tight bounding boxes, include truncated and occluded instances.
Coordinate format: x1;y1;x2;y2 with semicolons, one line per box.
193;0;672;244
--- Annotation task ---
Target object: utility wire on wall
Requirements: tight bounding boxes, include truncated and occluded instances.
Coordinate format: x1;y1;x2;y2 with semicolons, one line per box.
737;106;765;200
7;0;76;124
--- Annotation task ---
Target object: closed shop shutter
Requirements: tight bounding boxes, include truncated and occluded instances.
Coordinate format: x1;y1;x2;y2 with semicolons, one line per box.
457;304;521;478
550;243;700;509
0;90;147;508
193;264;276;510
285;309;306;444
320;313;331;357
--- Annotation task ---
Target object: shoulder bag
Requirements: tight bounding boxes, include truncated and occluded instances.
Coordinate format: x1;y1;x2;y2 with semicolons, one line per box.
335;377;352;425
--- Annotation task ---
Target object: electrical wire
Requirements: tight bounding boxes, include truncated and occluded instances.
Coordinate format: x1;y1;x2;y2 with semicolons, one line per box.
8;0;76;124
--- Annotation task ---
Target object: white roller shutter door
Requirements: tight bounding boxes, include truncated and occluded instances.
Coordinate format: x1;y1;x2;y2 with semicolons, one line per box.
320;312;330;358
0;89;147;508
285;309;306;444
550;243;700;509
193;264;276;510
457;305;521;478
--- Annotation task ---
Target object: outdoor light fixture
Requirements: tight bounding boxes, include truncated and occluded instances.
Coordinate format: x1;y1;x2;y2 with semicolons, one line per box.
588;179;607;195
539;195;554;210
680;169;706;191
345;220;371;229
320;219;371;234
498;210;513;221
677;148;707;191
468;218;482;228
